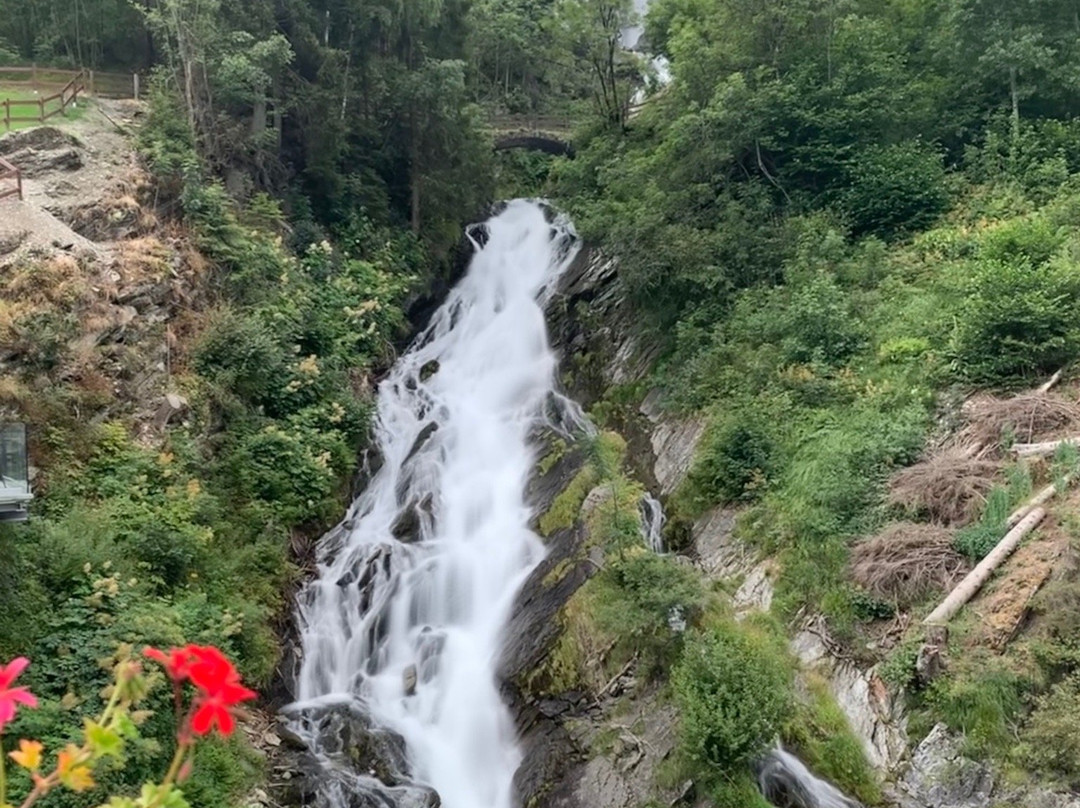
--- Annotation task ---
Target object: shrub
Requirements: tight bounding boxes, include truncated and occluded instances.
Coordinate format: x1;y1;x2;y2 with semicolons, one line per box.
777;273;865;366
684;408;777;507
592;550;707;670
1016;674;1080;778
949;257;1080;383
979;215;1065;267
673;624;791;770
841;142;949;239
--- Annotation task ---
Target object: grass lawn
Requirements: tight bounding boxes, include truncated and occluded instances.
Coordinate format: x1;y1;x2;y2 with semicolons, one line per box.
1;81;88;133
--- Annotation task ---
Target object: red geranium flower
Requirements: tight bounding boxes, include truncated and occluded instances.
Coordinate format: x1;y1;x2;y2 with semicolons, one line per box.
144;646;196;682
144;644;255;737
186;646;243;694
190;679;255;736
0;657;38;732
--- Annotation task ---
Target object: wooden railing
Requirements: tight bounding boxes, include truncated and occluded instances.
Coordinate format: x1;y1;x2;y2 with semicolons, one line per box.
0;156;22;202
1;70;86;132
0;65;142;103
488;114;574;135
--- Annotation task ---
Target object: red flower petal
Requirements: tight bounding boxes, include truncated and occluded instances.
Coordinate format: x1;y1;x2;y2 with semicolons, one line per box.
0;658;29;689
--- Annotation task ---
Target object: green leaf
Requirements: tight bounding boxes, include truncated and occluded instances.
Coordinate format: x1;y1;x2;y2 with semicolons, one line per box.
85;718;126;760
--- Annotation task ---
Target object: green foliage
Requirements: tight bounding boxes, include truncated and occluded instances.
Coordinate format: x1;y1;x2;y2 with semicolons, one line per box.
949;256;1080;383
591;550;707;670
782;675;882;805
682;408;775;509
921;666;1029;759
841;142;950;239
1016;674;1080;779
953;486;1012;560
673;623;791;771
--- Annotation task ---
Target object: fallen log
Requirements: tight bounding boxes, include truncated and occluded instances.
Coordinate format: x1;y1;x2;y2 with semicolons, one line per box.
1037;368;1065;394
923;507;1046;626
1006;475;1072;528
1011;436;1080;457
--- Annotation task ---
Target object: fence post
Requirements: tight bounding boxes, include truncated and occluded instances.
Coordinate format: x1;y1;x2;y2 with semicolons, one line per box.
89;70;95;98
133;73;140;101
38;97;44;124
2;100;8;133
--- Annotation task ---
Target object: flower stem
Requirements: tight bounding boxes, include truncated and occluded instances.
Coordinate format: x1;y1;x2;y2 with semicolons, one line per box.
1;741;7;808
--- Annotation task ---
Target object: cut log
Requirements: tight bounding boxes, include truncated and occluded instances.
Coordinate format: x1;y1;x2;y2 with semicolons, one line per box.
1037;368;1065;394
923;507;1046;626
1006;475;1072;528
1011;437;1080;457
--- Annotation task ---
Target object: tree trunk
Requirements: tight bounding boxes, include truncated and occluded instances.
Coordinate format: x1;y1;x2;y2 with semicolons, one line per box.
410;112;422;235
1006;477;1070;528
1009;65;1020;160
923;507;1046;625
1011;438;1080;458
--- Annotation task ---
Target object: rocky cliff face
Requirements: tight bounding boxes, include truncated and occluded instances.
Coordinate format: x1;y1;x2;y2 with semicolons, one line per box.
509;244;1080;808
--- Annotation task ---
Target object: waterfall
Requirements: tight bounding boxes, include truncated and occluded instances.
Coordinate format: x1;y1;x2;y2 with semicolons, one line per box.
638;493;666;553
287;200;580;808
755;747;866;808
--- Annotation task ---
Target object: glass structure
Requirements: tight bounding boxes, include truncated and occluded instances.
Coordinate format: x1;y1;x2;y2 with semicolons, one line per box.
0;423;31;522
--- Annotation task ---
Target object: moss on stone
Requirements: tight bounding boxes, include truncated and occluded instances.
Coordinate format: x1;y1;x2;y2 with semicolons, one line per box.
541;556;575;588
537;436;568;476
538;465;598;536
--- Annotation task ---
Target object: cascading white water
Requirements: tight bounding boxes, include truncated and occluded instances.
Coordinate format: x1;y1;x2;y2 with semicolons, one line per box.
289;200;580;808
756;747;865;808
638;493;665;554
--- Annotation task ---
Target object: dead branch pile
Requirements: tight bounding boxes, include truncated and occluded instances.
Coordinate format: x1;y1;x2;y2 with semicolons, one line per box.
956;393;1080;456
852;523;970;607
888;452;1000;525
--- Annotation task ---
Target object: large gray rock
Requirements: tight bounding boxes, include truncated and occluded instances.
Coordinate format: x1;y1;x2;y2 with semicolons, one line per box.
791;622;908;774
896;724;993;808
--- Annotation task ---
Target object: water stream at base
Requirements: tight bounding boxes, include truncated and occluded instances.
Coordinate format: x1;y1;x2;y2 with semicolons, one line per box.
288;200;580;808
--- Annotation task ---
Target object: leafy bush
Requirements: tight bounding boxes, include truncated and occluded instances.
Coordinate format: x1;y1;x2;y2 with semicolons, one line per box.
673;624;791;770
1016;674;1080;778
592;550;707;670
979;215;1065;267
683;408;777;507
841;142;949;239
776;273;865;366
949;257;1080;383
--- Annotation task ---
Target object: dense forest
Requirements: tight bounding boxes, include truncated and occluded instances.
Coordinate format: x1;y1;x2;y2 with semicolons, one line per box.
2;0;1080;806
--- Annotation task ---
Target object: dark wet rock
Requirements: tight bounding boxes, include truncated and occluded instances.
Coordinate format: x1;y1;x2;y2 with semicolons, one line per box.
499;517;598;808
283;700;411;787
391;494;434;542
525;443;586;523
405;421;439;464
419;360;439;381
499;521;592;685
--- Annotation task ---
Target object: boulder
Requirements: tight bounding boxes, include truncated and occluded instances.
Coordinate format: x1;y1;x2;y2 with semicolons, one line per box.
153;392;189;429
897;724;993;808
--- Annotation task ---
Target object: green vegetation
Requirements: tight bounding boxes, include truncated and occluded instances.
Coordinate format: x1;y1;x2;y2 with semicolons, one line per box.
5;0;1080;801
673;623;790;769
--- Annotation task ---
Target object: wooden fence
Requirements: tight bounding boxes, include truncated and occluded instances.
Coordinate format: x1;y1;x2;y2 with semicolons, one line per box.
1;70;86;132
0;156;21;201
0;65;141;101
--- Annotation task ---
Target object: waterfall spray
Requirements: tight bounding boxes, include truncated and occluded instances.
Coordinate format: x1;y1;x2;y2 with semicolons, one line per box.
287;200;580;808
